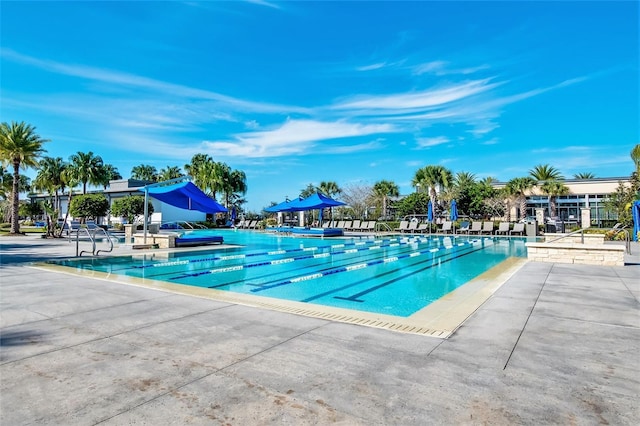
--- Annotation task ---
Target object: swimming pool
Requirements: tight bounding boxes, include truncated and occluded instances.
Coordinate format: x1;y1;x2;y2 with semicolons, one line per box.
47;230;528;318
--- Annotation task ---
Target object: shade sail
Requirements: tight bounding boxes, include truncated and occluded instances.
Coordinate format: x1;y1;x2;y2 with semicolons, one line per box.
292;192;346;211
265;193;345;213
147;181;227;213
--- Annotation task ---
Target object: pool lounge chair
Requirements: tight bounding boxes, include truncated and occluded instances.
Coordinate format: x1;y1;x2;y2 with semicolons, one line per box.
481;221;494;234
395;220;409;232
457;221;470;234
349;220;361;231
437;221;453;234
495;222;510;235
468;222;483;234
358;221;369;231
510;223;525;235
405;221;418;233
65;220;81;237
342;220;352;230
417;223;429;233
367;221;376;231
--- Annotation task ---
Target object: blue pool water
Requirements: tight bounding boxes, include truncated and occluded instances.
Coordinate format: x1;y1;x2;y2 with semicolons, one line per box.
49;230;529;317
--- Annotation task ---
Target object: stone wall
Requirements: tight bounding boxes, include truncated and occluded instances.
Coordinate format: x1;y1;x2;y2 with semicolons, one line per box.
526;242;624;266
132;233;177;249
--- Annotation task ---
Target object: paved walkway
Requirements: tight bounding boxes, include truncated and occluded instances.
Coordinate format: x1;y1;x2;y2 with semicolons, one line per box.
1;235;638;425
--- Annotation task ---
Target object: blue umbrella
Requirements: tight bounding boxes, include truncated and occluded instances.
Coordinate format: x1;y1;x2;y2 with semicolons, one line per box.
450;200;458;221
633;200;640;241
231;206;237;221
427;201;433;222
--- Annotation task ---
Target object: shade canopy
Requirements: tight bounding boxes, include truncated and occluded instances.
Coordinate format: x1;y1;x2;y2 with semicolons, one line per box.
633;200;640;242
450;200;459;221
265;192;345;213
147;181;227;213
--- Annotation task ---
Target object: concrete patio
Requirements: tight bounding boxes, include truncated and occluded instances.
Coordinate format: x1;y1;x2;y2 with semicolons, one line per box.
1;235;638;425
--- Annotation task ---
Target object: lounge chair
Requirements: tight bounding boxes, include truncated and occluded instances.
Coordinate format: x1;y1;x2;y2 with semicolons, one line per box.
437;221;453;234
342;220;352;230
367;221;376;231
349;220;361;231
468;222;483;234
359;221;370;231
417;223;429;233
457;221;470;234
246;220;257;229
495;222;510;235
65;220;81;237
510;223;525;235
481;221;494;234
405;221;418;233
395;220;409;232
336;220;345;229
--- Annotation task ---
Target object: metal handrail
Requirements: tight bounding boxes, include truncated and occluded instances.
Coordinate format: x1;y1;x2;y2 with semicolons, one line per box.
545;228;585;244
376;222;393;233
75;227;114;256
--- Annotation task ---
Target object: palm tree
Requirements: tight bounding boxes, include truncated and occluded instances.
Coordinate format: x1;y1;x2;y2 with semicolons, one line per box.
317;181;342;198
372;180;399;220
185;153;213;189
0;121;49;234
631;144;640;174
67;151;104;194
540;180;570;218
300;183;316;198
573;172;596;179
33;157;67;234
505;177;536;221
529;164;563;182
225;169;247;209
131;164;158;182
99;164;122;188
158;166;184;182
411;165;453;215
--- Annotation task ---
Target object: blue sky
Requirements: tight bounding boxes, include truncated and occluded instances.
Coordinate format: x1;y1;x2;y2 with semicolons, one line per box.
1;1;638;212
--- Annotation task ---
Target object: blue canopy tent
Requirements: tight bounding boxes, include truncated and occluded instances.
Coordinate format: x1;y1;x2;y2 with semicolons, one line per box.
264;192;346;228
450;199;458;221
633;200;640;241
142;179;227;242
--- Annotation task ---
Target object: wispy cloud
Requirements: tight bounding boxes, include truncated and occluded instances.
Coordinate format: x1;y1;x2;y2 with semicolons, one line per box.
413;60;490;76
415;136;449;149
0;48;305;115
201;119;395;157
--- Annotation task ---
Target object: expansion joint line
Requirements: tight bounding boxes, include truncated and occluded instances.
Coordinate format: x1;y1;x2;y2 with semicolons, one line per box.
502;266;552;370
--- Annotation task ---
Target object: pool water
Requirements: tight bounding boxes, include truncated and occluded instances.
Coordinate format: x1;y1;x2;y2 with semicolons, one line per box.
49;230;528;317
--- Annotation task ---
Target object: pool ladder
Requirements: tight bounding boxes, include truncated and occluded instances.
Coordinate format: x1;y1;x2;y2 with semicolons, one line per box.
74;227;115;257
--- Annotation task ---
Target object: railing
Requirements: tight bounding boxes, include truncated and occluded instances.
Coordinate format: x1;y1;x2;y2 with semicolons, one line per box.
75;227;114;257
375;222;393;233
545;227;632;255
546;228;585;244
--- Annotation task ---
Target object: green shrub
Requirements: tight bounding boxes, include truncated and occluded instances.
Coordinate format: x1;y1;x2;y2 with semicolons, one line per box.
69;194;109;220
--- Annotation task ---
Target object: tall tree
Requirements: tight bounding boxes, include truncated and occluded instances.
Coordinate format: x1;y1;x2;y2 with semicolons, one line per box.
67;151;104;194
540;180;570;218
372;180;399;220
99;164;122;188
33;157;67;235
505;177;536;220
411;165;452;215
0;121;49;234
158;166;184;182
130;164;158;182
225;169;247;209
300;183;316;198
529;164;563;182
317;181;342;198
573;172;596;179
185;153;213;189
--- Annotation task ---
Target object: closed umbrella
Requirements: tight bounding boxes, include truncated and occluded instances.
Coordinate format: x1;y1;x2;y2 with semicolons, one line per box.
450;200;458;221
427;201;433;222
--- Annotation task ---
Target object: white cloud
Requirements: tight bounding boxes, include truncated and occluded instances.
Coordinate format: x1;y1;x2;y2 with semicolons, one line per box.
415;136;449;149
201;119;395;157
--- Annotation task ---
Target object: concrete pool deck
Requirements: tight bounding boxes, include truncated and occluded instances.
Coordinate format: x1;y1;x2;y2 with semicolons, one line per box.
1;235;639;424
